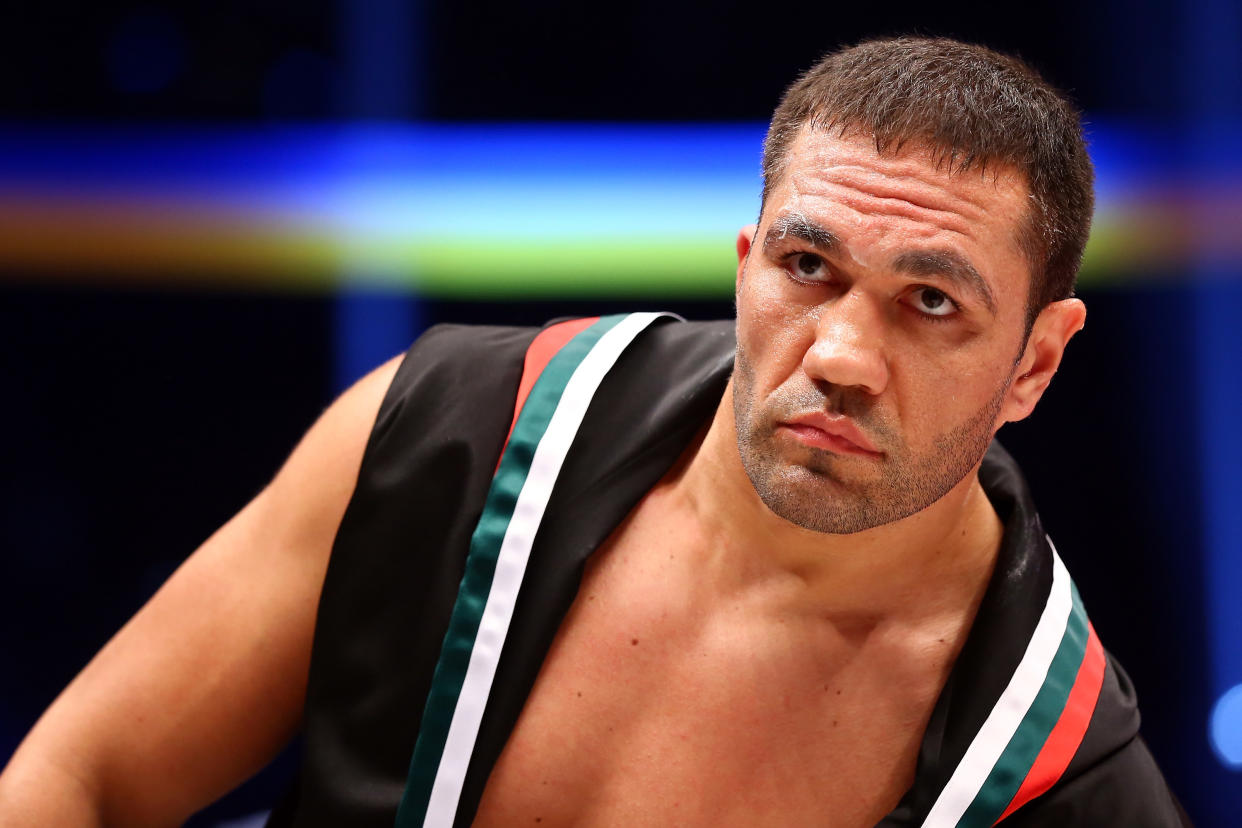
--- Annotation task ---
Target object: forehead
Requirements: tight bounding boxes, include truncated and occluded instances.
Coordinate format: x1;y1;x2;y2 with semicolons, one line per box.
765;128;1033;304
772;127;1030;223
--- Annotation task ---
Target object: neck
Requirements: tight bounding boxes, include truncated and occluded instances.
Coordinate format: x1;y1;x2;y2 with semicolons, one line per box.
669;380;1003;621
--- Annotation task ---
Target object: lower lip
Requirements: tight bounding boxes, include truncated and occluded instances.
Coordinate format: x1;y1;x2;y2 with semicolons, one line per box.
779;424;881;457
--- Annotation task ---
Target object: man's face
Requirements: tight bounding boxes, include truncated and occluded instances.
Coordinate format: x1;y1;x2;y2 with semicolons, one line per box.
733;128;1035;534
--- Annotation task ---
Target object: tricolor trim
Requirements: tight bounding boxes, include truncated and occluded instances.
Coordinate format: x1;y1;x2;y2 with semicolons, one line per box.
995;622;1105;822
395;312;672;828
922;542;1105;827
497;316;599;465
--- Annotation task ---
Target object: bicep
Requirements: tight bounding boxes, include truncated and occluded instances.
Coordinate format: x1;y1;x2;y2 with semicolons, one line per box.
0;355;403;827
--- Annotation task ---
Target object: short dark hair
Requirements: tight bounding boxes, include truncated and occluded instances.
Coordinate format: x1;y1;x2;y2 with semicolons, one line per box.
762;37;1094;327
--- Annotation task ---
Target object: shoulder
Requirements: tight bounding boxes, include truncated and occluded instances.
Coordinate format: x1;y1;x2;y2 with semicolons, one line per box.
951;450;1188;826
375;315;733;431
1001;652;1190;826
381;323;542;409
1002;737;1190;826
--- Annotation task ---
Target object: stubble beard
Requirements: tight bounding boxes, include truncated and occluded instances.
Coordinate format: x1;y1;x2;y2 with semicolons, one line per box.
731;345;1011;535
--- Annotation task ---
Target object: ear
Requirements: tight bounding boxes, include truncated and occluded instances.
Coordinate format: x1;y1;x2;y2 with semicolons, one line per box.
736;224;757;289
998;298;1087;425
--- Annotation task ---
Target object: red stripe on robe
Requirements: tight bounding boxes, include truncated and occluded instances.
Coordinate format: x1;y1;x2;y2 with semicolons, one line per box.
996;622;1107;823
496;317;600;470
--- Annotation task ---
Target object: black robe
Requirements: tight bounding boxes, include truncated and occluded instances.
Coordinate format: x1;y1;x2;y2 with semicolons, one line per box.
269;316;1186;827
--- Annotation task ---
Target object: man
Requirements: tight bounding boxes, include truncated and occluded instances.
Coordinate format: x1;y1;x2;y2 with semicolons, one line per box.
0;37;1186;827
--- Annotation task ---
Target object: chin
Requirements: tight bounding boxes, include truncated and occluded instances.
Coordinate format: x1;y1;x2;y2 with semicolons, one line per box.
745;462;879;535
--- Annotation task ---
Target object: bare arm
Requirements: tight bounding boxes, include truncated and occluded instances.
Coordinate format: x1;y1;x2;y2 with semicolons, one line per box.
0;355;404;827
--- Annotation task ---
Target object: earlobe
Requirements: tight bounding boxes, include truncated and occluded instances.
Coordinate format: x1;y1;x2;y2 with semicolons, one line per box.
736;224;757;289
1000;298;1086;425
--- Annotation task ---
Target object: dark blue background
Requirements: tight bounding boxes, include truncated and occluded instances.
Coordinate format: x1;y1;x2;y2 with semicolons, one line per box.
1;1;1238;824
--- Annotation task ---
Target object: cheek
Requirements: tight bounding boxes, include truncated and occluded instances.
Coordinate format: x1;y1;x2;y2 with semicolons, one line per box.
736;272;817;384
896;356;1012;436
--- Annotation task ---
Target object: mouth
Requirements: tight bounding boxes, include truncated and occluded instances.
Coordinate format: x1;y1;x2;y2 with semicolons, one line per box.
777;413;883;458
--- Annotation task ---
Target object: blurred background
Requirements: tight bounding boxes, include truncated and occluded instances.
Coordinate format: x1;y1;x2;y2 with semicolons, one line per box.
0;0;1238;824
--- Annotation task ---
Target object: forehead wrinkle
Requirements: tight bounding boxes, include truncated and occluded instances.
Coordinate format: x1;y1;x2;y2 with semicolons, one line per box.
786;142;1029;233
788;127;1028;209
806;164;993;208
789;174;987;241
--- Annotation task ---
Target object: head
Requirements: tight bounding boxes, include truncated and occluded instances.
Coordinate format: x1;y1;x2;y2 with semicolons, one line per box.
762;36;1094;331
732;37;1091;534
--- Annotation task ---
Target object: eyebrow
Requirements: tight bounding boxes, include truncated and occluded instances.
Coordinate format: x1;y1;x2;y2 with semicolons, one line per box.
893;250;997;314
763;212;841;254
763;212;997;315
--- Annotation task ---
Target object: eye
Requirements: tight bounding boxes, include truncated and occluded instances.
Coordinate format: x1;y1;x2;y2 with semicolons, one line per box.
909;286;958;318
786;252;831;283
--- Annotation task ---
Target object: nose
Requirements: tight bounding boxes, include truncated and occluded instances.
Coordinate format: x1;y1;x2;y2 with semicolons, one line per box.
801;292;890;396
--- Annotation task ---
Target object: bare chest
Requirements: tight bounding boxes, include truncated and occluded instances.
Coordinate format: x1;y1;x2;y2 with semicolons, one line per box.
471;514;950;827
